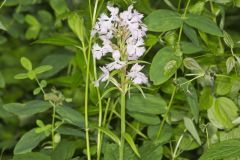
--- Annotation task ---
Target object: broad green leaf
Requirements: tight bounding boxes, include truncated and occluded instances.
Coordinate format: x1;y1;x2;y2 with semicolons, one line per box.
184;117;201;145
34;65;53;74
177;78;199;122
12;152;51;160
123;133;140;157
185;14;223;36
139;141;163;160
126;93;166;114
39;53;72;78
183;24;200;46
56;106;84;128
147;124;172;144
181;41;203;54
0;72;5;88
215;76;232;95
98;127;121;146
208;97;238;129
144;9;182;32
0;21;6;31
20;57;32;71
150;47;182;85
200;139;240;160
14;129;48;154
24;15;41;39
219;127;240;141
128;111;160;125
226;56;235;74
3;100;51;117
51;140;78;160
34;35;80;47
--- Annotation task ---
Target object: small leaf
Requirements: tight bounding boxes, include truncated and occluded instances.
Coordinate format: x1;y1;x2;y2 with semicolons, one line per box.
33;88;41;95
20;57;32;71
123;133;140;157
223;31;234;48
14;129;48;154
34;65;53;74
27;70;36;80
98;127;121;146
0;21;6;31
14;73;28;80
184;117;201;145
183;57;203;73
226;56;235;74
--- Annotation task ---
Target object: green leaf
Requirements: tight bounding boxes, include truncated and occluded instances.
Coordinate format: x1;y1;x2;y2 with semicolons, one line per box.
208;97;238;129
68;13;85;42
123;133;140;157
144;9;182;32
139;141;163;160
185;14;223;36
150;47;182;85
0;21;6;31
183;117;201;145
51;140;78;160
24;15;41;39
215;76;232;96
183;24;200;46
12;152;51;160
126;93;166;114
177;78;199;122
34;65;53;74
49;0;69;16
34;35;80;47
56;106;84;128
200;139;240;160
181;41;203;54
39;53;72;78
0;72;5;88
226;56;235;74
147;124;172;144
14;129;48;154
128;112;160;125
20;57;32;71
14;73;28;80
3;100;51;117
98;127;121;146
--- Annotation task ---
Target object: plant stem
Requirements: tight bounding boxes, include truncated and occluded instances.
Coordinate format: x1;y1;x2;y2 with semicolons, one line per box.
156;85;176;139
119;69;126;160
172;133;184;159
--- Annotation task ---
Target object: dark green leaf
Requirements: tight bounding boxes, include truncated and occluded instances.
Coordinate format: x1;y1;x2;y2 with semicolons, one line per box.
12;152;51;160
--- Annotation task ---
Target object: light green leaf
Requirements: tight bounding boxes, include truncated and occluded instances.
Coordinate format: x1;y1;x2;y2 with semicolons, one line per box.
208;97;238;129
0;21;6;31
20;57;32;71
3;100;51;117
126;93;166;114
34;65;53;74
144;9;182;32
12;152;51;160
200;139;240;160
14;73;28;80
56;106;84;128
150;47;182;85
14;129;48;154
68;12;85;42
226;56;235;74
185;14;223;36
123;133;140;157
98;127;121;146
24;15;41;39
184;117;201;145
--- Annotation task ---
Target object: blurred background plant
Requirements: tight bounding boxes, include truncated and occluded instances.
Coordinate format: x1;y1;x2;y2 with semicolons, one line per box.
1;0;240;160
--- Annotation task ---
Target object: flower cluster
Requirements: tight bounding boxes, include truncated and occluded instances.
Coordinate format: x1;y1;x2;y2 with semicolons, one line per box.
92;5;148;87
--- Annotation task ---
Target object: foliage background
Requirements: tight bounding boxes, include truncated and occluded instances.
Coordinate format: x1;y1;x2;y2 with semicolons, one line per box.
1;0;240;159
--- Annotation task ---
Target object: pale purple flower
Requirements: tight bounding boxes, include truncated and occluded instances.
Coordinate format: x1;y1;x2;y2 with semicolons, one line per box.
106;60;126;71
127;64;148;85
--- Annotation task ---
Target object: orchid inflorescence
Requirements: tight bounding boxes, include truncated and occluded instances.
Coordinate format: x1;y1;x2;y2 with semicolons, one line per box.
92;4;148;88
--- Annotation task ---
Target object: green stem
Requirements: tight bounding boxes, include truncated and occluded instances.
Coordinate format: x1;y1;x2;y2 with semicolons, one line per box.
156;86;176;139
119;69;126;160
172;132;185;159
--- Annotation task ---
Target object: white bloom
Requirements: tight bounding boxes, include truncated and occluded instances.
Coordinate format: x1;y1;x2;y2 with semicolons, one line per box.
94;66;110;87
127;64;148;84
112;50;121;61
106;60;126;71
92;44;104;60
